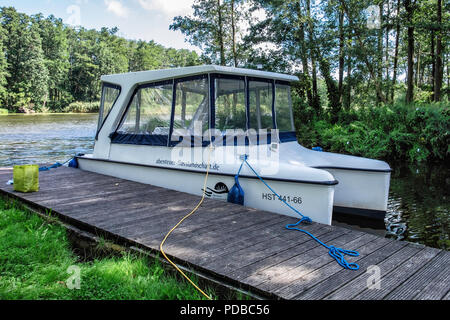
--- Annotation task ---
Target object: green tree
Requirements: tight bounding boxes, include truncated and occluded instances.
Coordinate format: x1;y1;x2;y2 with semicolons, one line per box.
32;14;71;109
0;23;8;105
170;0;248;66
171;0;227;65
1;7;49;111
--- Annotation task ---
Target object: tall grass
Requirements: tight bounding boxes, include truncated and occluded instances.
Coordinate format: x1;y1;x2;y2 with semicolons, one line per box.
0;199;215;300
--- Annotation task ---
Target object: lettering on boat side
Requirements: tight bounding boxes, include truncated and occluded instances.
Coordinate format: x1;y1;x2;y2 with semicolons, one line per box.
262;193;303;204
155;158;220;171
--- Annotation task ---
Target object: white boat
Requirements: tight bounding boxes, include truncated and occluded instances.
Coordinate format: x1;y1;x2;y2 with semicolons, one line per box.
76;65;391;226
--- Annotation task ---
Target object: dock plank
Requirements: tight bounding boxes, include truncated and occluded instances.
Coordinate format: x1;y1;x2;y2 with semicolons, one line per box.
0;166;448;300
232;226;352;283
385;250;450;300
352;245;441;300
279;236;395;299
324;243;422;300
252;232;376;292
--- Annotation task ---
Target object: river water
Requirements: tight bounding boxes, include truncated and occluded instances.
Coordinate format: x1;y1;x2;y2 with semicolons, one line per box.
0;114;448;250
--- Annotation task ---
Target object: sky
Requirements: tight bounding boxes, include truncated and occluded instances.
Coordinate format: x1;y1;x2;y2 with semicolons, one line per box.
0;0;198;51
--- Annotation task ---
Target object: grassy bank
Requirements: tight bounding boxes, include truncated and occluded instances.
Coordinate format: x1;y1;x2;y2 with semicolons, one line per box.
0;198;215;300
293;101;449;164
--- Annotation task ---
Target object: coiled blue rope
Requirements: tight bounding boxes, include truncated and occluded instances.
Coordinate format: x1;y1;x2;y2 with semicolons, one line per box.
239;155;359;270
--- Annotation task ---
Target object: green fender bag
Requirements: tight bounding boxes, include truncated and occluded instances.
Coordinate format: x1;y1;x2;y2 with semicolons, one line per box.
13;165;39;193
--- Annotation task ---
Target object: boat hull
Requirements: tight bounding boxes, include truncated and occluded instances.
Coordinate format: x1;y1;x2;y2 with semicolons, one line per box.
77;156;335;225
326;168;390;211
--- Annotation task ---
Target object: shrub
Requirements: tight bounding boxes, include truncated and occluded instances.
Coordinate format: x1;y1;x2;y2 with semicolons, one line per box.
293;100;449;164
65;101;100;113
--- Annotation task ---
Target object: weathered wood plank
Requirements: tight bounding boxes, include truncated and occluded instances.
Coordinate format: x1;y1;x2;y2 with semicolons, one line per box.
202;223;337;275
139;210;290;255
413;263;450;300
293;238;408;300
254;232;377;293
351;245;441;300
175;216;296;264
278;236;394;299
233;226;353;283
385;250;450;300
105;198;230;237
324;243;422;300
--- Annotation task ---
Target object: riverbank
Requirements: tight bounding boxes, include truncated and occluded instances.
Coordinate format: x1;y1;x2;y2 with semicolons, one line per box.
0;101;100;115
0;198;215;300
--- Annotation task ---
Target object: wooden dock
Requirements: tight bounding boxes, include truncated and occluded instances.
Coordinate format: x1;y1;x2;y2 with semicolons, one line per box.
0;166;449;300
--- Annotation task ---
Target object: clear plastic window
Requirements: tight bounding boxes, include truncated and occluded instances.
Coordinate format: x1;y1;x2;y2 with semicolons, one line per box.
98;84;120;132
173;77;209;135
275;84;295;131
117;83;173;135
249;81;273;130
215;78;247;132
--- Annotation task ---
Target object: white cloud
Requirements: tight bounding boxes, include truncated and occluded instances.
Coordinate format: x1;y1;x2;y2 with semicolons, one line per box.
104;0;130;18
138;0;193;16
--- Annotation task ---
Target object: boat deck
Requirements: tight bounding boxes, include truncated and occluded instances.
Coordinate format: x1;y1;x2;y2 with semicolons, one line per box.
0;166;449;300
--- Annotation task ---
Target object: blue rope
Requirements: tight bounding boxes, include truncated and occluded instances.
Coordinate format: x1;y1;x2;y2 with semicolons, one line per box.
239;156;360;270
39;157;73;172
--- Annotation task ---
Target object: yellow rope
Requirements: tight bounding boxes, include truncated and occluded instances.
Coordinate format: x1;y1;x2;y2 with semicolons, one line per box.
159;144;213;300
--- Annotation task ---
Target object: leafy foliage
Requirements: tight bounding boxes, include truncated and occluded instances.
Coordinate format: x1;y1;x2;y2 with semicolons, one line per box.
294;100;449;164
0;7;202;113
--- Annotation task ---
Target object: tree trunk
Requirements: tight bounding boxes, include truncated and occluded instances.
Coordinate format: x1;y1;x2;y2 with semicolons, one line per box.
296;3;313;108
431;29;435;99
447;52;449;100
231;0;238;67
405;0;414;104
376;1;384;104
308;2;341;121
306;0;321;111
385;0;390;100
345;34;352;110
338;7;344;103
391;0;401;102
217;0;226;66
415;41;420;86
434;0;442;101
340;0;387;103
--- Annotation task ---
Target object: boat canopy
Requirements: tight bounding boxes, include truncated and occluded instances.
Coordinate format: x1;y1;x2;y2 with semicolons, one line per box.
98;65;299;147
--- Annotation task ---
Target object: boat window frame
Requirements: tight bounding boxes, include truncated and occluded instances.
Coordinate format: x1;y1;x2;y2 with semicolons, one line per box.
169;74;210;147
96;82;121;140
109;73;297;147
274;80;296;132
246;76;277;130
209;73;248;132
111;79;174;147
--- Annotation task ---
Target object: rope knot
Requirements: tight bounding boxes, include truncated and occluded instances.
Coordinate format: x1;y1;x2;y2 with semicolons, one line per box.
300;216;313;225
327;245;360;270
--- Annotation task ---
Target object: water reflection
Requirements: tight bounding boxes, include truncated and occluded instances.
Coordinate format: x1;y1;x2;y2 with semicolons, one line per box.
385;164;449;249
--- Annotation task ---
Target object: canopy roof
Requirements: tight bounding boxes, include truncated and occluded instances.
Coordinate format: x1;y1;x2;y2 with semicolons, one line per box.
101;65;299;88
